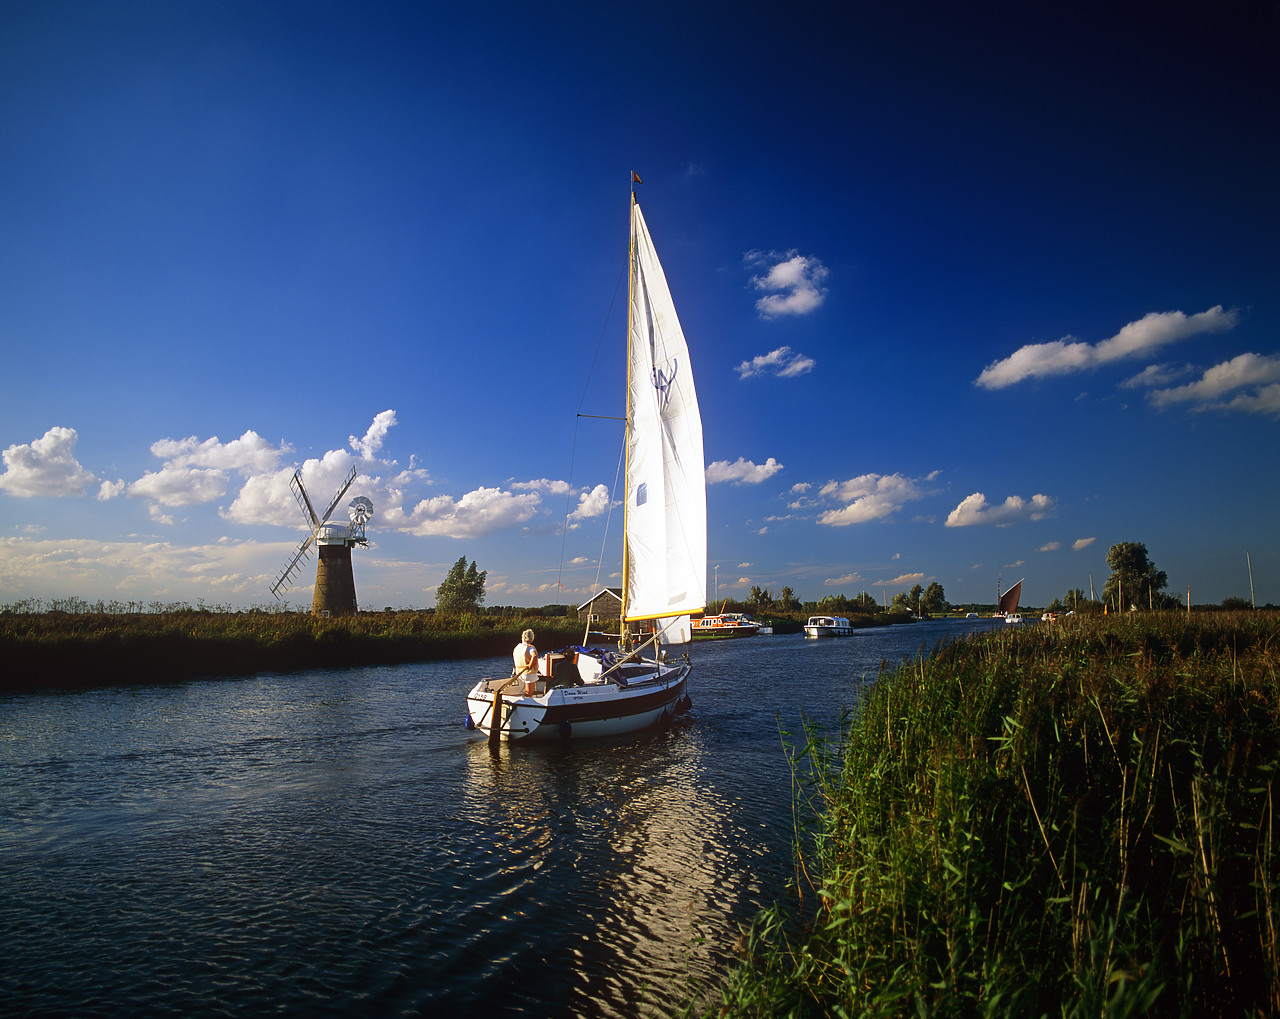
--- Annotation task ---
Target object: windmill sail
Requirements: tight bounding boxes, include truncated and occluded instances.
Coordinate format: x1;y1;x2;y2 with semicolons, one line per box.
623;200;706;623
997;579;1023;616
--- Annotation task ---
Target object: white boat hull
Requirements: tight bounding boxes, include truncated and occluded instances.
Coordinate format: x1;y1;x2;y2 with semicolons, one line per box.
465;662;691;742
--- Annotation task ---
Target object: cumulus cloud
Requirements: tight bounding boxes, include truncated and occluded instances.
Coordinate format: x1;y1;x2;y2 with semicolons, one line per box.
1073;537;1096;551
824;572;862;587
512;478;571;495
567;483;611;523
383;486;541;538
130;467;229;508
975;306;1239;389
816;473;928;526
1039;542;1061;552
744;250;828;318
735;346;815;379
150;430;288;475
0;426;97;497
1146;352;1280;416
945;492;1056;527
97;479;126;501
350;410;397;460
706;457;784;485
224;448;359;528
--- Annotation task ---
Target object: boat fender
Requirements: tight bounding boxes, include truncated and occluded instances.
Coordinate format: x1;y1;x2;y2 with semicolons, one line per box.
681;695;692;713
464;713;475;730
559;720;572;739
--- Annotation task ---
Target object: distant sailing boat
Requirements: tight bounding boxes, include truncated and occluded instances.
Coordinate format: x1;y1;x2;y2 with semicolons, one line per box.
995;578;1024;623
464;179;706;741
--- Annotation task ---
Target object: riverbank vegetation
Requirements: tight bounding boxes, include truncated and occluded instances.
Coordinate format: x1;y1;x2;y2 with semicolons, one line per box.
0;600;582;692
700;612;1280;1017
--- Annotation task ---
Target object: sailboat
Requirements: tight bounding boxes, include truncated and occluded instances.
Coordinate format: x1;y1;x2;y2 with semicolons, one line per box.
995;577;1024;623
464;180;706;742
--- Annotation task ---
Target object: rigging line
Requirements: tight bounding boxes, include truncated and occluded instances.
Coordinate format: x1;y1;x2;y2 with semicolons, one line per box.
576;259;628;415
556;255;628;596
590;437;626;606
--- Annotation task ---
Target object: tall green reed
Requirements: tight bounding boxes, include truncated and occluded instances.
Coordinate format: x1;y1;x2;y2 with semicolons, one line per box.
697;613;1280;1017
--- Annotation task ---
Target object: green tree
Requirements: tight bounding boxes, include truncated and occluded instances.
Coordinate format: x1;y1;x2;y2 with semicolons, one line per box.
922;582;948;615
908;584;924;615
747;586;774;614
436;556;487;614
778;586;800;612
1103;542;1168;611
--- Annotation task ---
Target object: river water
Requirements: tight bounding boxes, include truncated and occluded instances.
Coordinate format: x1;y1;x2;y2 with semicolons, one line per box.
0;618;1008;1017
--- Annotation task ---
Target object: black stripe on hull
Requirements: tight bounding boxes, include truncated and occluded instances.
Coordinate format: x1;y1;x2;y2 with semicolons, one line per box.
538;676;687;726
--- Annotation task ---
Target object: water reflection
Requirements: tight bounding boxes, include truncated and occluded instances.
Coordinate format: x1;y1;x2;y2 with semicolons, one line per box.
0;620;1007;1017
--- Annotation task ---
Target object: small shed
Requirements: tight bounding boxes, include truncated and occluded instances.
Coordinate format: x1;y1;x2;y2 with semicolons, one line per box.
577;588;623;630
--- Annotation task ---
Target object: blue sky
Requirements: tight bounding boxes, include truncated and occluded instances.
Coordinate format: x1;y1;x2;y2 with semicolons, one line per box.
2;1;1277;611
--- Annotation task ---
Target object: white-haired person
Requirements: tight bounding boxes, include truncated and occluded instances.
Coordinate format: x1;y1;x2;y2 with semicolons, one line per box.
513;628;539;696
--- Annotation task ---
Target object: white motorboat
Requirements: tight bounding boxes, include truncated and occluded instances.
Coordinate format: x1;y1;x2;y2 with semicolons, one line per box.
465;180;706;741
804;615;853;638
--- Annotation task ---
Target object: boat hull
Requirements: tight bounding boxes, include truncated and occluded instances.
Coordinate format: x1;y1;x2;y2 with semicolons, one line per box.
691;624;758;640
803;625;852;637
803;615;853;638
465;664;691;742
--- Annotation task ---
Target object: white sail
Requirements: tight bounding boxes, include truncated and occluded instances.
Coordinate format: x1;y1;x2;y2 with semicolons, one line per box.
624;201;707;622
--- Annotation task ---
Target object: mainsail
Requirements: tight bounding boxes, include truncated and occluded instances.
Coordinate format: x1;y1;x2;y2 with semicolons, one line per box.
997;579;1023;616
623;200;707;623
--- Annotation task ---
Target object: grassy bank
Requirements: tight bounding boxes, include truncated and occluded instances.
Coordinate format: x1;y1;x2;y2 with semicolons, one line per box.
700;612;1280;1017
0;609;583;692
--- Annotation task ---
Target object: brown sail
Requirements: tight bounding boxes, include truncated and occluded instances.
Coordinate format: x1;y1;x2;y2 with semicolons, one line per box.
997;579;1023;616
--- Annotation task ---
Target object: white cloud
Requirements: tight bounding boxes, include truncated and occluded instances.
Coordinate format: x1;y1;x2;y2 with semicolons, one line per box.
1147;352;1280;415
97;479;126;501
824;572;862;587
0;426;97;497
383;486;541;538
885;573;926;586
224;448;360;528
512;478;572;495
350;410;397;460
0;534;299;604
150;430;289;475
735;346;816;379
1073;537;1096;551
975;306;1239;389
745;250;828;318
1039;542;1061;551
945;492;1056;527
1121;363;1193;389
567;483;611;523
706;457;784;485
816;473;927;526
129;467;229;508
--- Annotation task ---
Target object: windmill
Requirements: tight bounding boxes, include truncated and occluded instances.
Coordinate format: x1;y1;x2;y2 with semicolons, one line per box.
270;465;374;616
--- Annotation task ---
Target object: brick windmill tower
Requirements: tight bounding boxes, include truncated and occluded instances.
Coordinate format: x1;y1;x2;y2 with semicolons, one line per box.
270;466;373;616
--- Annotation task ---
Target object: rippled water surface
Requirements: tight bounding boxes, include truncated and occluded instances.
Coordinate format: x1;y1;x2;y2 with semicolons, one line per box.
0;619;1007;1016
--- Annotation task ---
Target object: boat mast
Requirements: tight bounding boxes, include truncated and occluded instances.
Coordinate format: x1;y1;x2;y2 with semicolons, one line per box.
620;173;639;638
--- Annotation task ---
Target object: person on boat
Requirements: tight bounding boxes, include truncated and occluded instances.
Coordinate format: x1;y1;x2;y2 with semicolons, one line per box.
513;629;539;696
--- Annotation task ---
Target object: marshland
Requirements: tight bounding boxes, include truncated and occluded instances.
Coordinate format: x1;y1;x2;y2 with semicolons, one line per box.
699;611;1280;1017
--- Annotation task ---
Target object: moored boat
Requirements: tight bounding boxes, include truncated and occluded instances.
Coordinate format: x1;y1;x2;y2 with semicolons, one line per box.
804;615;853;638
691;612;760;640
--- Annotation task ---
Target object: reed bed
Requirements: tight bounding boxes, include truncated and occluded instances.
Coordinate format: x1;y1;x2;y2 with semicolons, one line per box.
0;606;580;692
700;613;1280;1017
